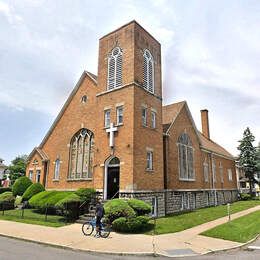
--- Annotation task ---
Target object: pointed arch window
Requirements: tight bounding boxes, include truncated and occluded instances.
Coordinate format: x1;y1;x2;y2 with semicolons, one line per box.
68;128;94;180
177;133;195;180
143;49;154;94
107;47;123;90
54;159;60;180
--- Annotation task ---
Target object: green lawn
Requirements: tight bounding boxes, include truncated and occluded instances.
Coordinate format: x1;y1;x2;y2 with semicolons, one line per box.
201;210;260;243
0;209;69;227
146;200;260;235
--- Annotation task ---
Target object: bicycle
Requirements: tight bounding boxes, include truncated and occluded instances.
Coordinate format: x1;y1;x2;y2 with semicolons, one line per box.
82;217;111;238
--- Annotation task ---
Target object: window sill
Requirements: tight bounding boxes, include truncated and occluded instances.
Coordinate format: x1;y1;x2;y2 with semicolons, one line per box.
115;123;123;127
52;179;60;182
67;178;93;182
146;169;154;173
179;178;196;182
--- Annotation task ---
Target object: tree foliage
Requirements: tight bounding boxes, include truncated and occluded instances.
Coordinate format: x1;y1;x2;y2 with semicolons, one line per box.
256;142;260;172
238;127;257;194
8;155;28;185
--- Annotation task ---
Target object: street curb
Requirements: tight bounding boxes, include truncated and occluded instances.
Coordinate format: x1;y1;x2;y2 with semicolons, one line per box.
0;233;156;257
200;234;260;256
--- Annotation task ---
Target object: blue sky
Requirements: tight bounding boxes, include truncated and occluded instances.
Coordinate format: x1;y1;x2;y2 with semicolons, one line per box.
0;0;259;164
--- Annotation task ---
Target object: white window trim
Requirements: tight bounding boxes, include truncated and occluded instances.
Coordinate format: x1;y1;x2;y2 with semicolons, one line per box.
151;110;156;129
143;49;155;94
142;107;147;127
104;109;111;128
107;47;123;90
177;133;195;181
116;106;124;125
146;151;153;171
203;159;209;183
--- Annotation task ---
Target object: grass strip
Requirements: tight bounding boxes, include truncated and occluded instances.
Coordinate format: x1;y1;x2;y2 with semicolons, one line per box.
146;200;260;235
201;210;260;243
0;209;68;227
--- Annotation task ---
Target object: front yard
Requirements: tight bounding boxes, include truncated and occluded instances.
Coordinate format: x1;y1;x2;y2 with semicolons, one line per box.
0;209;68;227
201;210;260;243
146;200;260;235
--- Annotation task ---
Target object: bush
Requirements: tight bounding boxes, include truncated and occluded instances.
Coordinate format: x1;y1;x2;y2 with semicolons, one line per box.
240;193;252;201
75;188;96;203
112;216;150;233
0;192;15;210
55;193;81;219
29;191;72;212
12;176;32;196
0;187;11;194
22;183;45;201
104;199;136;223
127;199;152;216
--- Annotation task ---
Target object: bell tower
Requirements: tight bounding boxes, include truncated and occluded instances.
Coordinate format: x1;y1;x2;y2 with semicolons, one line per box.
96;21;164;192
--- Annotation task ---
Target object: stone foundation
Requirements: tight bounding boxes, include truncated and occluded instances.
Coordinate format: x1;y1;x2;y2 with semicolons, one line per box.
120;189;239;217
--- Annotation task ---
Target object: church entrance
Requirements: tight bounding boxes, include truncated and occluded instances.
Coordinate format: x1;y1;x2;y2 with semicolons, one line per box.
104;157;120;200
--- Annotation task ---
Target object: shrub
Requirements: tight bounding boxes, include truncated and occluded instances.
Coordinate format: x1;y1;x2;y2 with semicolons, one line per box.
240;193;251;201
104;199;136;223
75;188;96;203
55;193;81;219
127;199;152;216
0;192;15;210
12;176;32;196
22;183;45;201
112;216;150;233
0;187;11;194
29;191;72;212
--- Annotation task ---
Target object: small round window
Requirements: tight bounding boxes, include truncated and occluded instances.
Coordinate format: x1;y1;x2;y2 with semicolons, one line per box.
81;95;87;103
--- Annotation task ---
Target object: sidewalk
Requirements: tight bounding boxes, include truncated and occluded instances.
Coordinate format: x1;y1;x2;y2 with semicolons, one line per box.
0;205;260;257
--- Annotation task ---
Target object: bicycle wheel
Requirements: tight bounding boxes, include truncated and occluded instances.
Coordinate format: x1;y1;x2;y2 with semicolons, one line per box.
100;224;111;238
82;222;94;236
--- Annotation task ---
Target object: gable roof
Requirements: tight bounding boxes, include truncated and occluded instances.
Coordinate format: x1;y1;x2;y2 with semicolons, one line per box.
163;101;234;160
198;132;234;159
162;101;186;126
27;147;49;162
39;71;97;149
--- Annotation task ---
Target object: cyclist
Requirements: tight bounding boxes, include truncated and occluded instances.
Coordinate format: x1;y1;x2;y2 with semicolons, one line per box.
95;199;105;238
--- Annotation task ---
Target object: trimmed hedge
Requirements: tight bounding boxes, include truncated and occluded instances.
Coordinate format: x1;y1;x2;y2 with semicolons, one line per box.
22;183;45;201
0;192;15;210
29;191;72;211
127;199;151;216
12;176;32;196
240;193;252;201
0;187;11;194
104;199;136;223
55;193;81;219
75;188;96;202
112;216;150;233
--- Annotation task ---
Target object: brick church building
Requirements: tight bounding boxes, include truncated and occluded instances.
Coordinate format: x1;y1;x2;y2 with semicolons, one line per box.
26;21;238;216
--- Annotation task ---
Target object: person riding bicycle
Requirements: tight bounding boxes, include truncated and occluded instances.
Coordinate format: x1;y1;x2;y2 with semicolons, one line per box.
95;199;105;238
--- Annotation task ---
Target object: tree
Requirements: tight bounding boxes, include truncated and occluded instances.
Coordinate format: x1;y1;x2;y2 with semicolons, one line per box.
237;127;257;196
256;142;260;173
8;155;28;185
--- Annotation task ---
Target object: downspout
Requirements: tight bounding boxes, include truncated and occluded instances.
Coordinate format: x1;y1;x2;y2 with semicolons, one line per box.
210;153;217;206
163;133;169;216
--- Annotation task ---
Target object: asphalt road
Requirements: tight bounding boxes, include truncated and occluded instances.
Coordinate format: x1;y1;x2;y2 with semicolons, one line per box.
1;236;260;260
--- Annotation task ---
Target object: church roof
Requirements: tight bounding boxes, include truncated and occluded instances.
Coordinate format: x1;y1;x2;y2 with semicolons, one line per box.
198;132;234;159
162;101;186;125
27;147;49;162
39;71;97;149
162;101;234;160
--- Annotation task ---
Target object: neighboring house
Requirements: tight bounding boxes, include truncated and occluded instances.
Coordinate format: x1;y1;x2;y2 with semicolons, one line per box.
236;163;260;194
0;158;7;181
26;21;238;216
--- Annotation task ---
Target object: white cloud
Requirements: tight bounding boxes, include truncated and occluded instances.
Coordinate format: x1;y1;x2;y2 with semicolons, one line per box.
0;1;23;24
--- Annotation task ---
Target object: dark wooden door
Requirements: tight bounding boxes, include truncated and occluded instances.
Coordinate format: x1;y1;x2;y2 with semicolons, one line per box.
107;167;120;199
